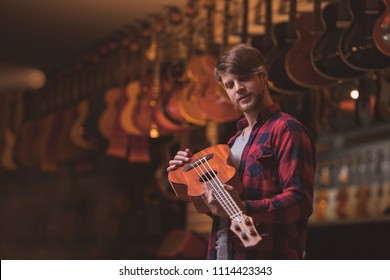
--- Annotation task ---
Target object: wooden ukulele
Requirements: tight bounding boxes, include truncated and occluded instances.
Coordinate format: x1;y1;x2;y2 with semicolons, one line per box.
285;0;337;89
264;0;306;94
339;0;390;71
168;144;261;248
311;0;365;80
373;0;390;56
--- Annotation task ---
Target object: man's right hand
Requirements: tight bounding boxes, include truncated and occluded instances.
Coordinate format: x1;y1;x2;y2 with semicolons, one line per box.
167;148;193;172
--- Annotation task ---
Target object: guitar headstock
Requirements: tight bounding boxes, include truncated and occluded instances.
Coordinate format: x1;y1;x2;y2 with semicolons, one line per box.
229;214;262;248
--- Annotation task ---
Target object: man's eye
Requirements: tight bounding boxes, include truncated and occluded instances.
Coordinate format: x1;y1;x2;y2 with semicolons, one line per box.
225;83;233;89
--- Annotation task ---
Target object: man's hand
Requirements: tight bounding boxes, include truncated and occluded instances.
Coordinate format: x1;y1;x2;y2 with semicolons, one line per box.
167;148;193;172
202;183;245;217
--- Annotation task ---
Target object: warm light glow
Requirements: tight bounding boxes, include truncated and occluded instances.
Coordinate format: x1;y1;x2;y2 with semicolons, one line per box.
149;124;160;138
350;89;359;99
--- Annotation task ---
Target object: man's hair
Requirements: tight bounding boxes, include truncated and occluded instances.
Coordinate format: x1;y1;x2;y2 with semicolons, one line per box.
214;43;267;83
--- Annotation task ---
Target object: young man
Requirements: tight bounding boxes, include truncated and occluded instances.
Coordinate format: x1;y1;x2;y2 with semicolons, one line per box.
167;43;316;259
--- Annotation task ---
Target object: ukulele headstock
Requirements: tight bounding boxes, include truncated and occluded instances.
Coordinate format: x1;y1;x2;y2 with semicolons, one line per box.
229;213;262;248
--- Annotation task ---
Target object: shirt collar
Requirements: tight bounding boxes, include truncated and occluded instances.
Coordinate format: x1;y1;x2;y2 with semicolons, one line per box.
236;102;281;130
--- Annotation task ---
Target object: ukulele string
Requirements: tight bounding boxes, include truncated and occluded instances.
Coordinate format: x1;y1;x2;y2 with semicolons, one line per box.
196;157;253;235
192;159;236;218
202;158;243;218
193;156;246;224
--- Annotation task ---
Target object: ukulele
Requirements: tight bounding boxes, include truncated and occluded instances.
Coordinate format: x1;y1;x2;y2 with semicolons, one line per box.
373;0;390;56
285;0;337;89
168;144;261;248
311;0;365;80
264;0;306;94
339;0;390;71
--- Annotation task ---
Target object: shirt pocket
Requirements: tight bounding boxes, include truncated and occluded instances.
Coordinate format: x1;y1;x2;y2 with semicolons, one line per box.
246;149;276;180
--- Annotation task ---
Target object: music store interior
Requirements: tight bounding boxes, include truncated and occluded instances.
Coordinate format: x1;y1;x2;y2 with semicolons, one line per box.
1;0;390;260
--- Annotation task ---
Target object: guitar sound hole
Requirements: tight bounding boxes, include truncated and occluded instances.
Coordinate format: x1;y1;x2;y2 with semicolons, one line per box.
199;170;218;183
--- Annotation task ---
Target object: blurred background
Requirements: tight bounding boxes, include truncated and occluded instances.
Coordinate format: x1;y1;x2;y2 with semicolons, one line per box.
0;0;390;259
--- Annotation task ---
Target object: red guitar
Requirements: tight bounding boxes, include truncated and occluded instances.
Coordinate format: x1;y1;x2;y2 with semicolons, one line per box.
374;0;390;56
168;144;262;248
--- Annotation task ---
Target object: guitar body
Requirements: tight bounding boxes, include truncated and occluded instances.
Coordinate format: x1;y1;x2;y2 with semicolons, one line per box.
154;78;189;133
168;144;261;247
132;75;157;136
120;80;144;135
374;0;390;56
1;127;18;170
265;22;306;94
57;106;91;162
286;12;337;89
70;99;100;150
105;88;131;158
197;54;242;123
178;56;208;126
340;0;390;71
98;87;121;139
312;2;365;80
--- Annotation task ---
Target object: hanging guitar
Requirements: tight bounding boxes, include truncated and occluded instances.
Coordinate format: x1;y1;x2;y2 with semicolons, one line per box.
311;0;365;80
250;0;274;56
264;0;307;94
285;0;337;89
339;0;390;71
168;144;261;248
373;0;390;56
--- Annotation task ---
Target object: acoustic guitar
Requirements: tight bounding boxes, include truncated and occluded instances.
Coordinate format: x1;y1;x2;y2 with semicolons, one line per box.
373;0;390;56
339;0;390;71
153;9;190;134
311;0;365;80
177;2;209;126
120;23;151;136
168;144;261;248
285;0;337;89
196;0;242;123
265;0;306;94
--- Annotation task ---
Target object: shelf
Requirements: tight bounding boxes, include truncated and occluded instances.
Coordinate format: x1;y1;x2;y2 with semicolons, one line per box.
309;215;390;228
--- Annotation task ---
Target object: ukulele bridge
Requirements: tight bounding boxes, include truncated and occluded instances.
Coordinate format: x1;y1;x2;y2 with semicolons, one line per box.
182;153;214;172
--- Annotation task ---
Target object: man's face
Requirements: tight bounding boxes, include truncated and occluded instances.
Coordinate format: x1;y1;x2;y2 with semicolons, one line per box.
219;70;267;114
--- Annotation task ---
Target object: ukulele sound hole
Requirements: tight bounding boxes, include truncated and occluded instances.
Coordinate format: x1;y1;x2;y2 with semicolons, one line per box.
199;170;218;183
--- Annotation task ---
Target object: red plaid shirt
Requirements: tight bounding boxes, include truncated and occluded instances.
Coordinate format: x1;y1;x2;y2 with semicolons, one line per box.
207;103;316;259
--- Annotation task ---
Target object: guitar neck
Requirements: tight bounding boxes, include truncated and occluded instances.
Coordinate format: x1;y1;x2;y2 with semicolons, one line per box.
206;181;243;219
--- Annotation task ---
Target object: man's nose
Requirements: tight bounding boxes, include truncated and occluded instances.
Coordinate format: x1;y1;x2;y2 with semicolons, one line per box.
234;81;245;92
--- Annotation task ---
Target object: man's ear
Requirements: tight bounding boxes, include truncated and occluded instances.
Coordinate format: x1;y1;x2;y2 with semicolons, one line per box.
256;66;268;82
